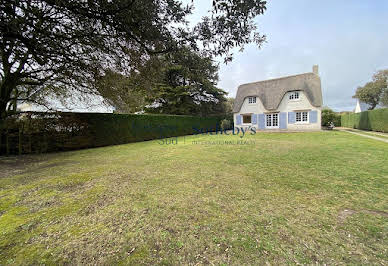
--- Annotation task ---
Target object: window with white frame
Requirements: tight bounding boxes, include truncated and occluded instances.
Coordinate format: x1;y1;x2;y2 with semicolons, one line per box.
266;113;279;128
289;91;300;100
248;97;256;104
295;111;308;122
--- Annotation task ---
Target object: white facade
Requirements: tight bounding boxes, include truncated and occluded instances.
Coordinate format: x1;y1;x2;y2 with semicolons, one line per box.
234;91;321;131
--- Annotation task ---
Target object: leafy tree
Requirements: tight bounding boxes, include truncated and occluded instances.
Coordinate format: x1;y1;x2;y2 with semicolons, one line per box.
94;71;146;114
0;0;267;120
376;70;388;106
144;48;228;116
223;97;235;114
353;69;388;109
353;82;383;110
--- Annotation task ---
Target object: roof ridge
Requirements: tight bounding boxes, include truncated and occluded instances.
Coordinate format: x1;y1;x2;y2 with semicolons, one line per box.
232;70;322;112
239;72;315;87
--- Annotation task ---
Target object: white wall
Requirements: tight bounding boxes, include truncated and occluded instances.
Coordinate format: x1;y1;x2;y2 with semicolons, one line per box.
355;100;361;113
234;91;321;130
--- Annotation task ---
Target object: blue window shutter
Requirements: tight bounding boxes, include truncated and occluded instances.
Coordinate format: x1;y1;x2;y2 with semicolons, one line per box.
279;112;287;129
258;114;265;129
309;110;318;123
236;114;242;125
288;112;295;124
252;114;257;124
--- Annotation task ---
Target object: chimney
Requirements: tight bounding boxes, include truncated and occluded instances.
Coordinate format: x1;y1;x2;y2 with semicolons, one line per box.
313;65;319;75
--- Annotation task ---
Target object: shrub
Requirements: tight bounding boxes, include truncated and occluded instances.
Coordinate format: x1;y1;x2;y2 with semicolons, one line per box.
341;108;388;132
220;119;232;130
321;108;341;127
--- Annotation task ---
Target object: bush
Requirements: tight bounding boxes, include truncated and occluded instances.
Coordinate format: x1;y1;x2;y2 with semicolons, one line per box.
321;108;341;127
220;119;232;131
0;112;225;155
341;108;388;132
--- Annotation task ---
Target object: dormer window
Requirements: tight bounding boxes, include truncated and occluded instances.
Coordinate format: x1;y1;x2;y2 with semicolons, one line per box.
289;91;300;100
248;97;256;104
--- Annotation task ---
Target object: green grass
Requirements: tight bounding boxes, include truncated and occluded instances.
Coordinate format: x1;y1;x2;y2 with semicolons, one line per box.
0;131;387;264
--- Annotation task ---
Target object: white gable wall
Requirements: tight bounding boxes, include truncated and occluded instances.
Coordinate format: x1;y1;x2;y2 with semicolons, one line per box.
234;91;321;130
277;91;321;130
238;96;266;116
354;99;364;113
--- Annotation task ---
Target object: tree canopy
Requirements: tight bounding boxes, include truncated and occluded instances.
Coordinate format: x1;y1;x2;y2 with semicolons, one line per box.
144;48;228;116
0;0;267;119
353;69;388;109
97;47;230;116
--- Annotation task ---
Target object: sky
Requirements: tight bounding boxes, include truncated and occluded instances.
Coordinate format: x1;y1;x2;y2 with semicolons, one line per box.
186;0;388;111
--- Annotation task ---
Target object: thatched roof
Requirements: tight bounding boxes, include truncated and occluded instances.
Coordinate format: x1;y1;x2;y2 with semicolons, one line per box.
233;72;323;112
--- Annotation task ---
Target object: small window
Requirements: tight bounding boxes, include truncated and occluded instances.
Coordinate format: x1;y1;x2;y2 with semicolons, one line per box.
242;114;251;124
248;97;256;104
296;111;308;122
289;91;300;100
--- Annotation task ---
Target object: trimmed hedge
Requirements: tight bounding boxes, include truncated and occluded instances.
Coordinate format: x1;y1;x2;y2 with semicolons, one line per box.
341;108;388;132
0;112;228;155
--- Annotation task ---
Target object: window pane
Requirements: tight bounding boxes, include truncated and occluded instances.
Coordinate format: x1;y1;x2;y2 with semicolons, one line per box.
243;115;251;123
273;114;278;126
266;114;272;127
296;112;301;122
302;112;308;121
295;92;299;99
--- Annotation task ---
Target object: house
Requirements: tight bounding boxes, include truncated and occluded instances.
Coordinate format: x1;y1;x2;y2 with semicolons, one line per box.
354;99;383;113
233;65;323;130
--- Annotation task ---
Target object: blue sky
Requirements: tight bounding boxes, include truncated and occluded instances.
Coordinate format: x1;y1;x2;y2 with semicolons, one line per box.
187;0;388;111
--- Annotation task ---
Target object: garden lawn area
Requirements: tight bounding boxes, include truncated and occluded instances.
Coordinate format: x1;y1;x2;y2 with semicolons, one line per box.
0;131;387;264
354;130;388;140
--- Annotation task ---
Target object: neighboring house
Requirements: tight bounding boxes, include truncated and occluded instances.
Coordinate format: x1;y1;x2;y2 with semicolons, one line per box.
233;65;323;130
354;99;383;113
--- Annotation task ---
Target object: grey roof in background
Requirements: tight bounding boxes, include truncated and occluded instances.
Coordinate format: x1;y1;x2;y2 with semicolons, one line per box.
232;72;323;112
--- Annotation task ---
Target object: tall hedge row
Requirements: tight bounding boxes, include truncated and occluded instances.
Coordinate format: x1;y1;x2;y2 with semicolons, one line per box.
0;112;229;155
341;108;388;132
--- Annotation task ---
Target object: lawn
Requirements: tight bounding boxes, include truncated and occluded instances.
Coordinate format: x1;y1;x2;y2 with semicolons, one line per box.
0;131;387;264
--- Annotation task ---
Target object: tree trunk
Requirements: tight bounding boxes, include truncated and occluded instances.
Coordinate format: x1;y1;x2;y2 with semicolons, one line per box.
0;106;6;156
0;88;11;155
369;103;377;110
